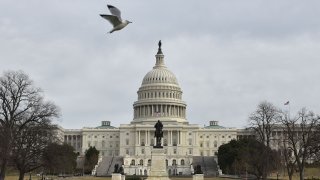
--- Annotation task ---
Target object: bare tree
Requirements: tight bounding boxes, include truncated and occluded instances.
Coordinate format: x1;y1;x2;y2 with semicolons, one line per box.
281;140;296;180
280;108;320;180
248;101;280;179
12;121;57;180
249;101;280;147
0;70;59;180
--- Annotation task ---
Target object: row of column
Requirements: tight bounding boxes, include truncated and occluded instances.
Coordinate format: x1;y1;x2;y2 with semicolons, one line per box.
64;135;82;151
135;130;182;146
134;105;186;118
138;91;182;100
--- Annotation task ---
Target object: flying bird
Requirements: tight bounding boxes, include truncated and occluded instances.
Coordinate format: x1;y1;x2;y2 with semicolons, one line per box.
100;5;132;33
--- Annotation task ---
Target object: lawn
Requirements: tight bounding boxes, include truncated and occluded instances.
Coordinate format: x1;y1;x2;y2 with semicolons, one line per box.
4;168;320;180
4;175;230;180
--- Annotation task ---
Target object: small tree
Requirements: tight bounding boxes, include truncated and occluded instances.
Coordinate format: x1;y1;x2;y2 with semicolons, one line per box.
218;139;280;179
43;143;77;175
84;146;99;174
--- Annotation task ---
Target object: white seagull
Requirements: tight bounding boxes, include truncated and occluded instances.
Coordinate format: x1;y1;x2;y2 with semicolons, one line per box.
100;5;132;33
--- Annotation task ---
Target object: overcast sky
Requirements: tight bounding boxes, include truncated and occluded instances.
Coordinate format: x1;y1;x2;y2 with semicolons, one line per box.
1;0;320;129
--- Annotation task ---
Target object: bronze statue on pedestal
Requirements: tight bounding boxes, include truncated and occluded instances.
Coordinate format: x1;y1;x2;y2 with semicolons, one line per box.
154;120;163;148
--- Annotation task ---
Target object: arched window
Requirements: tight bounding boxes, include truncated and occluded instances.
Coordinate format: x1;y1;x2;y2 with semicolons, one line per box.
172;159;176;166
131;160;135;165
181;159;185;165
148;159;151;166
140;159;144;166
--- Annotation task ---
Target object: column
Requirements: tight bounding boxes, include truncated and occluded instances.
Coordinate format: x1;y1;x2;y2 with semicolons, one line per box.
171;131;173;145
161;137;164;146
138;130;141;145
145;130;147;146
136;131;139;145
75;135;78;151
147;130;149;145
175;106;177;117
151;105;153;116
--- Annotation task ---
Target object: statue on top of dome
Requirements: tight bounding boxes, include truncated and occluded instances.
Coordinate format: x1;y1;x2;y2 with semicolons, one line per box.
157;40;163;54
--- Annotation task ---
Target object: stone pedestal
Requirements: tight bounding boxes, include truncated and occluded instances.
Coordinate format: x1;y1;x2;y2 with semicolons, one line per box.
147;148;170;180
112;173;122;180
193;174;204;180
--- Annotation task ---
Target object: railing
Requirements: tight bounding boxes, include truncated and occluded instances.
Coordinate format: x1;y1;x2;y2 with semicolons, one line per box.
106;156;115;175
202;156;207;175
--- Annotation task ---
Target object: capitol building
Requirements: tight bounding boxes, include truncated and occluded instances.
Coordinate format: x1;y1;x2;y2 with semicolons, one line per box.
61;42;247;176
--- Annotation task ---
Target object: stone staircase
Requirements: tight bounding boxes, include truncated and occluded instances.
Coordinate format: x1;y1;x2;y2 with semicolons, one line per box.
95;156;123;176
192;156;218;176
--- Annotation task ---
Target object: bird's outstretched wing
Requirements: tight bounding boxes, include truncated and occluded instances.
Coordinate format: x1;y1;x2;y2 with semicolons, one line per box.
107;5;122;21
100;14;122;27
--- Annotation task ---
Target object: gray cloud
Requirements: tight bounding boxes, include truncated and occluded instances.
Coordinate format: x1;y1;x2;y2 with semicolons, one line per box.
1;0;320;129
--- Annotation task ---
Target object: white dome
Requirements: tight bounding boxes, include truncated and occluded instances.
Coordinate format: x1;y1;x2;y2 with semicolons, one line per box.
142;68;179;86
131;42;188;125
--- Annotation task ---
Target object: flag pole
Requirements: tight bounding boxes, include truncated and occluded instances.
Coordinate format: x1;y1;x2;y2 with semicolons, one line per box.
284;101;290;120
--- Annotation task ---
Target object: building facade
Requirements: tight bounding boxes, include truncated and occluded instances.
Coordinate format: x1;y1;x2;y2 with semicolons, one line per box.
61;43;240;176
